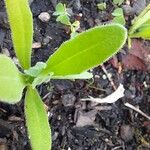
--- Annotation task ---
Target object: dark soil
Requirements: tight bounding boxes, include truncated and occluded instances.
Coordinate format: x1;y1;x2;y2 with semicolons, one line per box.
0;0;150;149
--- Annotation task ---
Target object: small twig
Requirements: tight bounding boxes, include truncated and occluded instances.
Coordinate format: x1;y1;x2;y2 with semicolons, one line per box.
124;102;150;120
81;84;125;103
43;92;51;100
101;65;117;90
87;85;107;92
94;106;112;111
112;146;122;150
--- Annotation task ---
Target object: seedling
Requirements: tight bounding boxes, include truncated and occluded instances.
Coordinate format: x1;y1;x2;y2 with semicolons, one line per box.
53;3;70;25
2;0;127;150
113;0;124;6
112;8;125;25
97;3;107;11
53;2;80;38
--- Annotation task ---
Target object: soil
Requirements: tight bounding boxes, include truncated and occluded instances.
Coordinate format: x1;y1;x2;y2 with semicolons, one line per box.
0;0;150;150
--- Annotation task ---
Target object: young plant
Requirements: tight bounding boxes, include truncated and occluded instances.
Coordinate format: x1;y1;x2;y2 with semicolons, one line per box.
3;0;127;150
113;0;124;6
112;8;125;26
129;3;150;40
53;2;80;38
97;2;107;11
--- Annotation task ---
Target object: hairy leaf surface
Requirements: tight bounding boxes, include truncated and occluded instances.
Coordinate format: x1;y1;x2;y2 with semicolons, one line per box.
0;55;26;103
5;0;33;69
42;24;127;76
25;86;51;150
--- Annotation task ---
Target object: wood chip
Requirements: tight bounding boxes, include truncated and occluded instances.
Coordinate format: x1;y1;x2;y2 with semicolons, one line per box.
81;84;125;103
32;42;41;49
125;102;150;120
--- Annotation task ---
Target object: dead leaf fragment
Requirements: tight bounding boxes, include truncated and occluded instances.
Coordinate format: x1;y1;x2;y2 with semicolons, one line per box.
75;110;97;127
81;84;125;103
122;54;147;71
122;39;150;71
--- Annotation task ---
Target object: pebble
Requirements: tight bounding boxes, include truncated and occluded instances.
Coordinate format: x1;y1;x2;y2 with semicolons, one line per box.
62;94;76;107
133;0;146;15
52;132;59;141
120;125;134;142
38;12;50;23
122;5;135;16
0;143;8;150
73;0;81;10
32;42;42;49
42;36;51;45
54;80;74;91
50;0;57;8
75;110;97;127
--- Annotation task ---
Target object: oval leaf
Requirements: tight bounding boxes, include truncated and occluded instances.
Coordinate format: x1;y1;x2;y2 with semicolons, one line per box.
0;55;26;103
25;86;51;150
42;24;127;76
5;0;33;69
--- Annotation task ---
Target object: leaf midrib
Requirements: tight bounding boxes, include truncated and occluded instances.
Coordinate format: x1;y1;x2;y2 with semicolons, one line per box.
47;42;102;70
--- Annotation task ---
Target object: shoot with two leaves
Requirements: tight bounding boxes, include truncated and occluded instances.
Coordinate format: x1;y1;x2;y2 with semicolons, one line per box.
112;8;125;26
53;3;80;38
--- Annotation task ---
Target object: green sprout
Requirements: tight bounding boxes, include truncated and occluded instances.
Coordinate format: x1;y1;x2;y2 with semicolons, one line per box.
97;2;107;11
2;0;127;150
53;2;80;38
112;8;126;26
113;0;124;6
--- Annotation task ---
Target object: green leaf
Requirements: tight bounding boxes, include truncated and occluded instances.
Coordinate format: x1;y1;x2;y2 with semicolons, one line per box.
112;8;123;16
32;72;92;88
52;71;93;79
32;73;53;88
113;0;124;5
113;16;126;25
97;3;107;11
71;21;80;33
112;8;125;25
56;15;71;25
0;55;26;103
41;24;127;76
70;32;79;39
5;0;33;69
25;86;51;150
24;62;47;77
53;3;66;16
129;21;150;39
129;4;150;36
130;10;150;34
